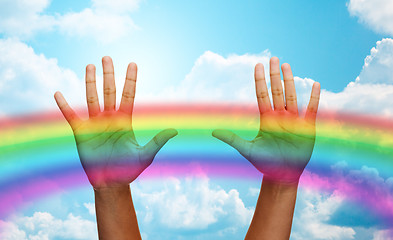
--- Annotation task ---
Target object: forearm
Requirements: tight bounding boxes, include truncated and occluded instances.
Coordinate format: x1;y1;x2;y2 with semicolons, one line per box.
94;185;141;240
245;177;298;240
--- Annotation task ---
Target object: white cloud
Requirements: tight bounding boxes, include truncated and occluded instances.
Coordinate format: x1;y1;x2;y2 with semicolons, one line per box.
0;0;54;38
373;229;393;240
295;164;393;240
168;39;393;117
320;38;393;116
83;203;95;216
144;50;270;103
149;38;393;117
357;38;393;85
247;187;260;197
1;212;97;240
141;50;316;108
292;189;356;240
348;0;393;36
0;0;140;43
57;1;139;44
133;176;253;230
330;164;393;226
4;36;392;118
0;220;26;240
0;38;83;115
321;83;393;116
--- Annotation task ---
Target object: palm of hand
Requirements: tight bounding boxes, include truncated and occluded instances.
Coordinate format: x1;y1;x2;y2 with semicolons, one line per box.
55;57;177;188
213;58;320;184
74;111;148;187
248;111;316;182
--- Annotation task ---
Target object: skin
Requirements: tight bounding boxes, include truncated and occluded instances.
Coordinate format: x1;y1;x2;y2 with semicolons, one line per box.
213;57;321;240
54;56;177;240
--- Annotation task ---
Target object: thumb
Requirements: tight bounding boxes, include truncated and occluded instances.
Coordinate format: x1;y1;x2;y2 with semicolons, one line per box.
212;129;252;158
142;128;178;162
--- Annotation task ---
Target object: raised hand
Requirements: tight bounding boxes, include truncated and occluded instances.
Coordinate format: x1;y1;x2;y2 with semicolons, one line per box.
213;57;320;184
54;56;177;189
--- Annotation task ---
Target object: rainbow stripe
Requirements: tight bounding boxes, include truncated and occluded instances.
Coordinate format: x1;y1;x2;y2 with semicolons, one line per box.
0;104;392;231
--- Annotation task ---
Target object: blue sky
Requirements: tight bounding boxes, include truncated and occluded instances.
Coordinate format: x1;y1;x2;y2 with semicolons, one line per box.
26;0;382;92
1;0;393;239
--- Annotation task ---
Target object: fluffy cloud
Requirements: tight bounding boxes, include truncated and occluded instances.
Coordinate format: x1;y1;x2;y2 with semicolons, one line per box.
142;50;316;108
146;50;271;103
0;0;140;43
150;38;393;117
0;212;96;240
291;189;356;240
373;229;393;240
133;176;253;232
83;203;95;216
3;36;392;117
0;38;83;115
0;0;54;38
321;83;393;116
247;187;260;197
1;177;252;240
177;39;393;116
356;38;393;85
0;221;26;240
57;0;140;43
348;0;393;36
294;163;393;240
320;38;393;116
328;164;393;228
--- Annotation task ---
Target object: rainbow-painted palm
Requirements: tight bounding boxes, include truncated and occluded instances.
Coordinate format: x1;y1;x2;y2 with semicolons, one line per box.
54;57;177;188
214;58;320;184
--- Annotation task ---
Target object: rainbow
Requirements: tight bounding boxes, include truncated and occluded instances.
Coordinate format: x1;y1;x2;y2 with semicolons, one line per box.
0;104;393;232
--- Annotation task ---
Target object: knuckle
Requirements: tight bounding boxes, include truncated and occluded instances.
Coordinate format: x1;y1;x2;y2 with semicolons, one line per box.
307;106;317;112
87;96;98;104
59;103;69;110
229;134;235;144
257;91;269;99
103;88;116;95
126;77;136;83
153;136;160;146
285;95;297;102
271;88;283;96
311;95;320;100
85;79;96;84
122;92;135;100
255;77;266;82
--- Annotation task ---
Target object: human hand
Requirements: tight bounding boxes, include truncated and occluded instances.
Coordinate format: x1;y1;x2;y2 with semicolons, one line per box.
213;57;320;184
55;56;177;189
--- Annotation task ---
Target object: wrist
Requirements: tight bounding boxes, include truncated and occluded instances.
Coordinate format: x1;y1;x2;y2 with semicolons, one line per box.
262;175;299;190
259;177;298;203
262;172;301;186
93;184;131;193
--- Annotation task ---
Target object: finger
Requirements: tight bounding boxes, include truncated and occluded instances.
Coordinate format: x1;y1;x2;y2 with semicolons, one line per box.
270;57;285;111
142;128;178;163
54;91;81;130
212;129;252;158
305;82;321;124
85;64;100;117
281;63;298;114
255;63;272;113
119;62;137;115
102;56;116;111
